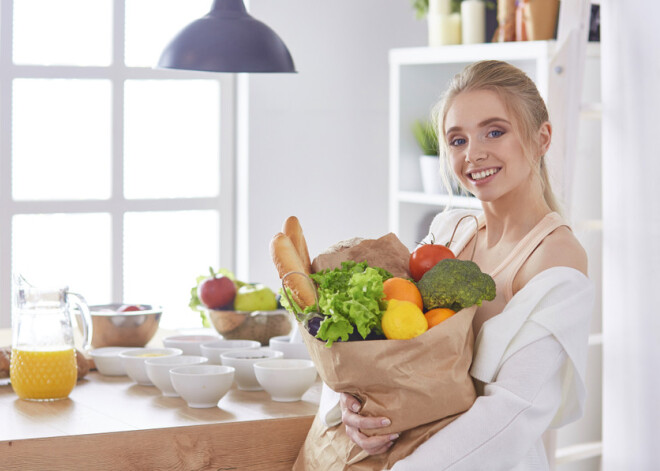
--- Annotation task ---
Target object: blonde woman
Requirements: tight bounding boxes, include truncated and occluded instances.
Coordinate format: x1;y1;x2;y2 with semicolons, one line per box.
328;60;595;470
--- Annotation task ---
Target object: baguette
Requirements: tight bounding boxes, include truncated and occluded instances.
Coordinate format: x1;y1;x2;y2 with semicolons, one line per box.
282;216;312;275
270;232;317;309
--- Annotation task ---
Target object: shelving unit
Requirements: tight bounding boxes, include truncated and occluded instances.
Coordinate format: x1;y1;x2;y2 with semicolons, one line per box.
388;40;603;470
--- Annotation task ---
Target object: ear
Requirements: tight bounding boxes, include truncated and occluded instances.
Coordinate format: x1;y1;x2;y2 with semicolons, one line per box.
538;121;552;156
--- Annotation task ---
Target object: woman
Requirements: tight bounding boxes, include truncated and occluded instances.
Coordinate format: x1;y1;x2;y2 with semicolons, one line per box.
327;60;595;470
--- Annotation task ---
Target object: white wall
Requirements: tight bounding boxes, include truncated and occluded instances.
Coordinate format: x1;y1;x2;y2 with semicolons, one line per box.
246;0;426;289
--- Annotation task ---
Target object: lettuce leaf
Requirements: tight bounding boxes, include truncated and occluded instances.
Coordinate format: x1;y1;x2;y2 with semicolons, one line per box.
310;261;392;347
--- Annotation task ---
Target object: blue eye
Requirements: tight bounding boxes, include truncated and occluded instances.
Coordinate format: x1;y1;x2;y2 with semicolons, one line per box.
488;130;504;138
450;138;466;146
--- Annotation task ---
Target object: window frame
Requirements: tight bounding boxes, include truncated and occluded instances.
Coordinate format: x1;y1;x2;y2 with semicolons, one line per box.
0;0;236;328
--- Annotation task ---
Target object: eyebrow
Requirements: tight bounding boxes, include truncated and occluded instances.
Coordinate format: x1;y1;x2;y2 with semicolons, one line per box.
445;117;511;136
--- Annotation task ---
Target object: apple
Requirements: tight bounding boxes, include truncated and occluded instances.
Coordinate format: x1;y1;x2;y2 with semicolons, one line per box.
198;275;237;309
118;304;142;312
233;284;278;312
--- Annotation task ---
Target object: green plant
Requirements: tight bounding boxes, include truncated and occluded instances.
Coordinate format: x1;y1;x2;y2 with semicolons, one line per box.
412;120;439;156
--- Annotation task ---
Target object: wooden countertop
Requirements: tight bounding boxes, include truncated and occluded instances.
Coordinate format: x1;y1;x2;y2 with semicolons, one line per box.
0;329;320;470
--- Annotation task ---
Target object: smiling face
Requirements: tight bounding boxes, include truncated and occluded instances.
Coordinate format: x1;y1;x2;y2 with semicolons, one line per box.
444;89;544;206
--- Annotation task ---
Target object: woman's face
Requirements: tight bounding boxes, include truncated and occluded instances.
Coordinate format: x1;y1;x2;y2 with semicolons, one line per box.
444;89;538;204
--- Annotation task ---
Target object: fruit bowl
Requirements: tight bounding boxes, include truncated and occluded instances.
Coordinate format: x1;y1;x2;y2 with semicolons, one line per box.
85;304;162;348
206;309;293;345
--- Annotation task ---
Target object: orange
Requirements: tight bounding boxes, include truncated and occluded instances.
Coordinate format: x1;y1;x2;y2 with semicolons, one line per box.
425;308;456;328
382;277;423;311
381;299;428;340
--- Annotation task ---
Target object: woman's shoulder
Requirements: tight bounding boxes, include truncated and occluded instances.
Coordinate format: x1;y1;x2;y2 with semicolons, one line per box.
514;225;589;293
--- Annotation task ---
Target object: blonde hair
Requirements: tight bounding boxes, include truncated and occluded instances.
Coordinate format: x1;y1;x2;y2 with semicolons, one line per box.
432;60;561;213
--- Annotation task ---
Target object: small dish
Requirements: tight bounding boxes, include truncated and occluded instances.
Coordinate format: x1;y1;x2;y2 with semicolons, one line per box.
145;355;208;397
90;346;131;376
119;347;182;385
254;359;317;402
162;334;220;356
219;348;283;391
200;339;261;365
268;335;311;360
170;364;235;408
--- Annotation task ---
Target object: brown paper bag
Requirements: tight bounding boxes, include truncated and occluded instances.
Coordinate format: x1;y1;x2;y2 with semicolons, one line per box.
311;233;411;279
293;305;477;470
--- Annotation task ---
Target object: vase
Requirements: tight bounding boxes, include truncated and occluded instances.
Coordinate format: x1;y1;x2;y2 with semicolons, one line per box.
419;155;447;194
461;0;486;44
524;0;559;40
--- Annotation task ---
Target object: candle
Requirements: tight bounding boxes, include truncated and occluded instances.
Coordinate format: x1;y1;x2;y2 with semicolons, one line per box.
461;0;486;44
429;0;451;16
428;12;462;46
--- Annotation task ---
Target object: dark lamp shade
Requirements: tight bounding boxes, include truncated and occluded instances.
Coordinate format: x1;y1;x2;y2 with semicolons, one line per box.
157;0;296;73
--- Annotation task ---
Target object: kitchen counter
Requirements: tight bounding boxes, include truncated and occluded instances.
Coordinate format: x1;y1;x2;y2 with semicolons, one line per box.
0;329;319;470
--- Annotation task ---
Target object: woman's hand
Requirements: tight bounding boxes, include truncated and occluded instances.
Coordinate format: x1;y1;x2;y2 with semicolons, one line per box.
340;392;399;455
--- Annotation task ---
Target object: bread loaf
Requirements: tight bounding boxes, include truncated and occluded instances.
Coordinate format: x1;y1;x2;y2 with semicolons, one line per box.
282;216;312;275
270;232;317;309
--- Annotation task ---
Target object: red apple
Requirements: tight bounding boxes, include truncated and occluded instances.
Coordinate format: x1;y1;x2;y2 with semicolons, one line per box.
198;275;237;309
118;304;142;312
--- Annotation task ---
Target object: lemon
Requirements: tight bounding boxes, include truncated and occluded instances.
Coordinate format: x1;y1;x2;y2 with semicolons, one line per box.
381;299;428;340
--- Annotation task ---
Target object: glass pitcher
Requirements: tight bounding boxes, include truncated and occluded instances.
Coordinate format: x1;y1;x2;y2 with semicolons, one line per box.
10;275;92;401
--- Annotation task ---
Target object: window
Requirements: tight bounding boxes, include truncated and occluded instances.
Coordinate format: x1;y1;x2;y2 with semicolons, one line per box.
1;0;235;329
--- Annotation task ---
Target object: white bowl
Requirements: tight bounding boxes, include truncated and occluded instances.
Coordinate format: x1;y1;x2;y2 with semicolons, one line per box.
162;334;220;356
145;355;208;397
170;364;235;408
119;347;183;385
200;339;261;365
220;348;284;391
268;335;311;360
254;359;318;402
90;346;131;376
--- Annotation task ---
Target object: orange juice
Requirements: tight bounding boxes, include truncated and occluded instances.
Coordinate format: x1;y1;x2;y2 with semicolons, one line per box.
10;347;77;401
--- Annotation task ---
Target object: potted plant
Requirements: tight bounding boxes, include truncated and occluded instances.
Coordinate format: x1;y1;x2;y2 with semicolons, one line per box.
412;120;445;194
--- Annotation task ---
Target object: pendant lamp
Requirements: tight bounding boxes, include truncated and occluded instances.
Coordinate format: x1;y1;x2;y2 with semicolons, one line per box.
157;0;296;73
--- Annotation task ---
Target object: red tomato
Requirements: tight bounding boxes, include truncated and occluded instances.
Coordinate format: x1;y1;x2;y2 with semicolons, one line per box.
409;244;456;282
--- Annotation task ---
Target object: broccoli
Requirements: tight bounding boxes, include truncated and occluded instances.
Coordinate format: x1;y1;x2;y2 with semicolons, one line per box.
417;258;496;312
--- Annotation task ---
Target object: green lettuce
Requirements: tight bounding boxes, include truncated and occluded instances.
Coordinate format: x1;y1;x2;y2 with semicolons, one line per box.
310;261;392;347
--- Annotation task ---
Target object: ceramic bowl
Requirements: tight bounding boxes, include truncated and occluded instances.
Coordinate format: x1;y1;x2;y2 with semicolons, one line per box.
268;335;311;360
206;309;293;345
119;347;182;385
145;355;208;397
170;365;235;408
219;348;284;391
85;304;163;348
162;334;220;356
200;339;261;365
90;346;131;376
254;359;318;402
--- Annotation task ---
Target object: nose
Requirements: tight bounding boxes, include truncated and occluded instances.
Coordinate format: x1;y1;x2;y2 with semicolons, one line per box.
465;142;487;164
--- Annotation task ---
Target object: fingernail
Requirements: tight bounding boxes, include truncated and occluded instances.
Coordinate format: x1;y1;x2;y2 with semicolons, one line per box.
389;433;399;441
381;418;391;426
351;403;360;412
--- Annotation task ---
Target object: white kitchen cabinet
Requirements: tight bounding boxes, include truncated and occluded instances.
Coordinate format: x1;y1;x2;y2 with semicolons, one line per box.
388;40;603;470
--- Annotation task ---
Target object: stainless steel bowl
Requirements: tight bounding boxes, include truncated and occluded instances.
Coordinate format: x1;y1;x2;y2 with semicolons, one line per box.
88;304;162;348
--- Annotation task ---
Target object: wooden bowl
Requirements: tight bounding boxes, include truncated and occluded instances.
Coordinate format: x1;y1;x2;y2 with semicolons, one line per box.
87;304;162;348
206;309;293;345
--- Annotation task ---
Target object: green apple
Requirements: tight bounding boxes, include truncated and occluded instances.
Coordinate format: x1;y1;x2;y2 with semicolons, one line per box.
233;283;278;312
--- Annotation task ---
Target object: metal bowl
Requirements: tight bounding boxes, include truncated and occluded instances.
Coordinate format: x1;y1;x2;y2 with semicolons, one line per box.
87;304;162;348
206;309;293;345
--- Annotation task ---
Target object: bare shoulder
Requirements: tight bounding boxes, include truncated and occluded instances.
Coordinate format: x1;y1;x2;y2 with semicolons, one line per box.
513;226;588;293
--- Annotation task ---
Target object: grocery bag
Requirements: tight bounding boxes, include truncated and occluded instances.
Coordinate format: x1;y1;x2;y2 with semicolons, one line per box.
293;305;477;470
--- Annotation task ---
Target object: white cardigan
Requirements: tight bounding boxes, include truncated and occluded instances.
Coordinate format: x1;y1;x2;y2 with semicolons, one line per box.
318;258;594;471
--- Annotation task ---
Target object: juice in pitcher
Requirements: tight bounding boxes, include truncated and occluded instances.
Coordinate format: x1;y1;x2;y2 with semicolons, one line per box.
10;347;77;401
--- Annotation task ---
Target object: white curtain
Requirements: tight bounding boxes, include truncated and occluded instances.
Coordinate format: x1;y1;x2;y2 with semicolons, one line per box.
601;0;660;468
